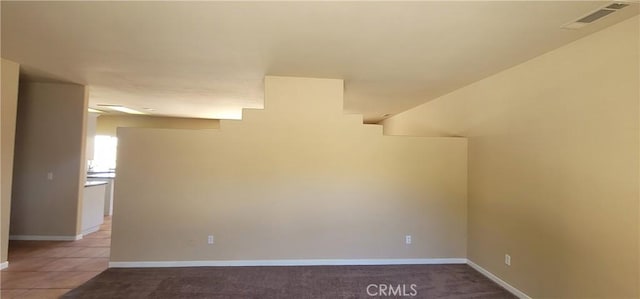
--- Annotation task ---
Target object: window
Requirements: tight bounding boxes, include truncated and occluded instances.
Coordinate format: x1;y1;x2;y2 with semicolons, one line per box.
92;135;118;171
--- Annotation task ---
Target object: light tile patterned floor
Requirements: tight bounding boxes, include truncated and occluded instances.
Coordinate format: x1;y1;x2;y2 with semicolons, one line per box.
1;216;111;299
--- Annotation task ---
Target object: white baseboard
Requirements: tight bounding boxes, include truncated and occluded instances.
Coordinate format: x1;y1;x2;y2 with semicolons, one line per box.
9;234;83;241
109;258;467;268
0;261;8;270
81;225;101;236
467;260;531;299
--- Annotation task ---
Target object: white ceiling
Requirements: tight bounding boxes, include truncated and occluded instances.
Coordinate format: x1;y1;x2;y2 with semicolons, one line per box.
2;1;638;123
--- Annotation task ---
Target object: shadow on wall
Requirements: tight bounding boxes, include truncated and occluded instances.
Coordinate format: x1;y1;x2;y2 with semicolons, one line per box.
110;76;468;264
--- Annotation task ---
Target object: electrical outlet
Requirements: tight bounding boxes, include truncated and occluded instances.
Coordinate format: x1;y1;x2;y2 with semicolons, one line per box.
505;254;511;266
47;172;54;180
405;235;412;245
207;235;214;244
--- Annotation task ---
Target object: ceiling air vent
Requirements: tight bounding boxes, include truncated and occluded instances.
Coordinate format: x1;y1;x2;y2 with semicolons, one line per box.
605;3;629;10
562;2;629;30
575;9;616;23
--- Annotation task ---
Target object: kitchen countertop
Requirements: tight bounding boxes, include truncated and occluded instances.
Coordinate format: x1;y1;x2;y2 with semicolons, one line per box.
85;180;108;187
87;172;116;179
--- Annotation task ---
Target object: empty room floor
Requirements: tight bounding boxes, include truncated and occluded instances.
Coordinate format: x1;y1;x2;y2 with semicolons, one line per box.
62;264;516;298
0;216;111;299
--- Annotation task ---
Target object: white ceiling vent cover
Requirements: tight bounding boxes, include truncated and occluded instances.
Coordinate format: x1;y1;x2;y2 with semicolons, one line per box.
562;2;629;30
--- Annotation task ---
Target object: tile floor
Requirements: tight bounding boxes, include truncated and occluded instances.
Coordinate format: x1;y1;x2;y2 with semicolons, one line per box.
1;216;111;299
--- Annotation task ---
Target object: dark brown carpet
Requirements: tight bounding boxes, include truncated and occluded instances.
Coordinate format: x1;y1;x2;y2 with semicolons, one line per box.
62;264;516;298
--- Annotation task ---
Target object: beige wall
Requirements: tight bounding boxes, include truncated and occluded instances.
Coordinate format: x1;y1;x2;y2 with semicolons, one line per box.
11;82;88;237
382;16;640;298
1;59;20;264
111;76;467;262
96;115;219;136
